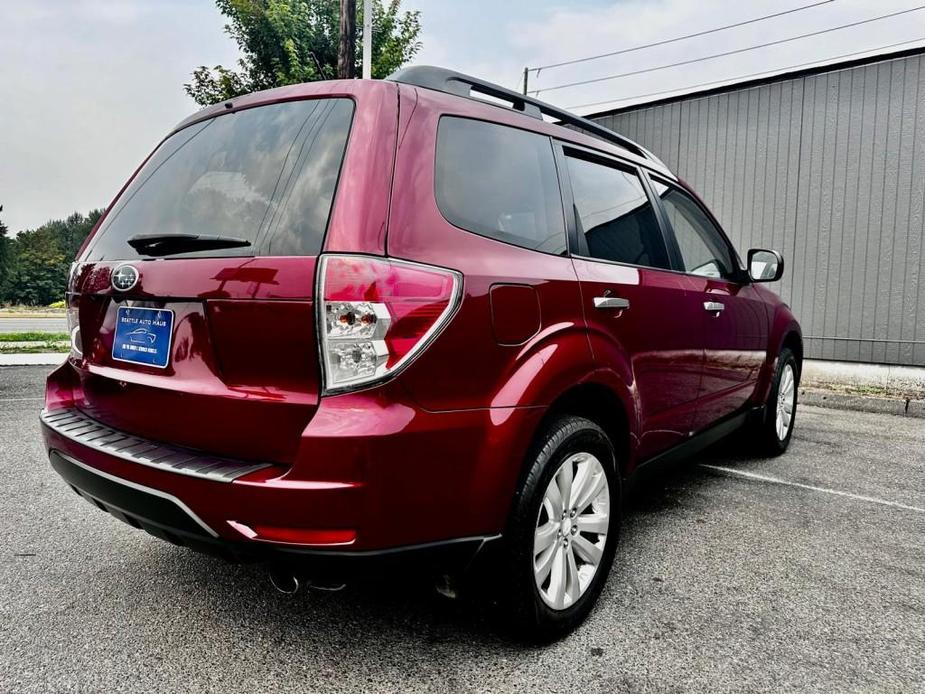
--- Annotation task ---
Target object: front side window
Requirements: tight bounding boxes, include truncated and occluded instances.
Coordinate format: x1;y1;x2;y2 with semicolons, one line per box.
565;154;670;270
651;180;737;280
435;117;567;255
84;98;355;260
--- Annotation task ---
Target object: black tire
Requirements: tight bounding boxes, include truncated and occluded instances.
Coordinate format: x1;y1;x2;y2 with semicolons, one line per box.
498;415;620;642
754;347;800;456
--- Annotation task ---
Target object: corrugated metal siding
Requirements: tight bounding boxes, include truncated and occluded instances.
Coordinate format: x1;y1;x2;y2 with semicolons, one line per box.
595;53;925;366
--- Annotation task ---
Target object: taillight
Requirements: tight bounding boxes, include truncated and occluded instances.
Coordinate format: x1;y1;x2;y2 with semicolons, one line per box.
66;293;82;359
318;254;462;393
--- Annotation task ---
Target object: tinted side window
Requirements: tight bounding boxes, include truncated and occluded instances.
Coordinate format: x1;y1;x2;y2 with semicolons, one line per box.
85;98;354;261
651;180;736;280
435;118;566;255
565;155;670;269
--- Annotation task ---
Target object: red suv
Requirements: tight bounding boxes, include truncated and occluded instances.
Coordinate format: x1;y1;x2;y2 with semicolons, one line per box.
42;67;801;639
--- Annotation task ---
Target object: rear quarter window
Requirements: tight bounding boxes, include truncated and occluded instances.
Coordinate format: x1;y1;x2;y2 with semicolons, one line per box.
84;98;354;261
434;117;566;255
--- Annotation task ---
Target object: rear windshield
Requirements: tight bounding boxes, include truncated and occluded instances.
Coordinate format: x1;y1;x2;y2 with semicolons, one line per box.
83;98;354;261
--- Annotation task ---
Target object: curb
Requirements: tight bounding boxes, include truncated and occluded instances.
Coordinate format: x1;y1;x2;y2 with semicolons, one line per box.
799;388;925;418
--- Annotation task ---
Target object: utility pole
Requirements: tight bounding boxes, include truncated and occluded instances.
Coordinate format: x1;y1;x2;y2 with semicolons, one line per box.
338;0;356;79
522;67;529;95
362;0;372;79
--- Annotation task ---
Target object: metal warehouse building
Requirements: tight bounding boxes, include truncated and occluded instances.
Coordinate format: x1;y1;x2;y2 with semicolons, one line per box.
587;46;925;367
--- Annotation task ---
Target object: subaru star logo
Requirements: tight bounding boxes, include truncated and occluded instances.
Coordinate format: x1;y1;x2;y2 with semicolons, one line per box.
111;264;139;292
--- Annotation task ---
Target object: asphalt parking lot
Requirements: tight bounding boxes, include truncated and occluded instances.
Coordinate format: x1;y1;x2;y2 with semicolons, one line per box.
1;365;922;693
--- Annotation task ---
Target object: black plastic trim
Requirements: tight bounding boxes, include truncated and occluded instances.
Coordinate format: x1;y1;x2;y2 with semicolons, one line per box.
626;408;757;494
50;450;217;539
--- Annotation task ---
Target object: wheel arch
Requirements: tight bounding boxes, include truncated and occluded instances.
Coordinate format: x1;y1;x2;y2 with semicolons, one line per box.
532;380;633;479
754;307;803;405
781;330;804;372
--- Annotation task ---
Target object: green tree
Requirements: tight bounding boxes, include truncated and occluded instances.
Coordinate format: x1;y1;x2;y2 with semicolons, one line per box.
0;210;103;306
186;0;422;106
2;228;68;306
0;207;10;295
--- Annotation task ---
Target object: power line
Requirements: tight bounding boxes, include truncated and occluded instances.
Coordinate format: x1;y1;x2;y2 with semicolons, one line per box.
528;0;836;73
565;38;925;111
531;5;925;95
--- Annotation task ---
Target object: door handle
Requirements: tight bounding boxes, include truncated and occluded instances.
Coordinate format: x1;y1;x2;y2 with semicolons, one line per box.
703;301;725;314
594;296;630;310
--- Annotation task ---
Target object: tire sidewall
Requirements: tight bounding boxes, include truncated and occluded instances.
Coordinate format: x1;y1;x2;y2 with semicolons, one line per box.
767;348;799;451
506;416;621;639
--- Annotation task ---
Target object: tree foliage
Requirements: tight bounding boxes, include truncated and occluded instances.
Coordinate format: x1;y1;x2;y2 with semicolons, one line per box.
0;209;9;291
186;0;422;106
0;210;103;306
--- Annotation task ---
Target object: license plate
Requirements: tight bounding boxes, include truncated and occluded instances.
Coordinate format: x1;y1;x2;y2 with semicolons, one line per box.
112;306;175;369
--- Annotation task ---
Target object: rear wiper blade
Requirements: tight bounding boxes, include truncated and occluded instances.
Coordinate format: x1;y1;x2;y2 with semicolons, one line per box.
127;233;251;257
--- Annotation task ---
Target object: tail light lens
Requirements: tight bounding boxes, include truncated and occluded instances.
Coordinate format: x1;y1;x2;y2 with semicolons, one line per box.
318;254;462;393
66;293;82;360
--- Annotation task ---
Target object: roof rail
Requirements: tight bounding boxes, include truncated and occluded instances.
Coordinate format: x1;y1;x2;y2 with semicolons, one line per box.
387;65;662;165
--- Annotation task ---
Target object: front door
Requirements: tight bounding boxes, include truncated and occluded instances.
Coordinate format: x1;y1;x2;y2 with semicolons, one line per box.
648;177;768;431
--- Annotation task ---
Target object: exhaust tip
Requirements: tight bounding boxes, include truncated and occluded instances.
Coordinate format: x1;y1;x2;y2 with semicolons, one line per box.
268;569;300;595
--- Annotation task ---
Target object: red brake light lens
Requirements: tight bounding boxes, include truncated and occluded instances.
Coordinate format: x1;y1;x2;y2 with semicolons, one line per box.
318;255;462;392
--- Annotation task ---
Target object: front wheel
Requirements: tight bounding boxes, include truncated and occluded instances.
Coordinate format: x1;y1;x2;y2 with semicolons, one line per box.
498;415;620;641
754;347;799;456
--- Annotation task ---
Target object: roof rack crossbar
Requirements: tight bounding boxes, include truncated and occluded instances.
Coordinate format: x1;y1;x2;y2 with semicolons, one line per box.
387;65;653;162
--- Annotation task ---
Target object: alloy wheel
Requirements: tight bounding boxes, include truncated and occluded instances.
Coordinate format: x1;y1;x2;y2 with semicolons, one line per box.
533;452;610;610
776;363;796;441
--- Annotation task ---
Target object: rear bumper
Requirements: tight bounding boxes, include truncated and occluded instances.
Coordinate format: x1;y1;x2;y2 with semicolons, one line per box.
41;365;543;563
49;449;495;576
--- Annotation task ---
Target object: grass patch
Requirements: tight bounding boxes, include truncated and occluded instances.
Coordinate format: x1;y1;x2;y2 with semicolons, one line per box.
0;332;70;342
0;343;69;354
0;306;66;315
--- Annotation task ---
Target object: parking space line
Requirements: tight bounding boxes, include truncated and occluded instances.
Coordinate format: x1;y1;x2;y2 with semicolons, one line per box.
699;464;925;514
0;397;44;403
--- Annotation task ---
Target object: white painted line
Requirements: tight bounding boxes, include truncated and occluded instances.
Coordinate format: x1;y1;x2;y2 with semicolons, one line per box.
0;353;65;366
0;397;44;403
700;464;925;514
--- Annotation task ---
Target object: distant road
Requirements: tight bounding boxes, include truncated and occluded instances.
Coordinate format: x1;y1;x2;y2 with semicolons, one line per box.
0;317;68;333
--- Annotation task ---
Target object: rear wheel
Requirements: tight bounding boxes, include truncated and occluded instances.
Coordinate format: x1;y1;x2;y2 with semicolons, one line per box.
754;347;799;455
498;415;620;641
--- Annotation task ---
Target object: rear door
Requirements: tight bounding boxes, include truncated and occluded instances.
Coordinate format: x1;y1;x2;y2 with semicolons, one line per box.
647;177;769;430
67;94;375;465
559;145;705;461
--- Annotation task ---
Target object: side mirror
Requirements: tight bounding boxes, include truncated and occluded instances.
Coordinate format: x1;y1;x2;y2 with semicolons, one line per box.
748;249;784;282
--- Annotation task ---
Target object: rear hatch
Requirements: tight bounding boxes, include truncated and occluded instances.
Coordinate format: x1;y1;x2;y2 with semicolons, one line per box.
66;96;357;465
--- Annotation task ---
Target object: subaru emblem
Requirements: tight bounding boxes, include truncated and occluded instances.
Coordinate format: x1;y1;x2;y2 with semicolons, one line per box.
111;264;139;292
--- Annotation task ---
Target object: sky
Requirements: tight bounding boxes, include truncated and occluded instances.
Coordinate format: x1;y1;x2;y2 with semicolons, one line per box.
1;0;924;234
